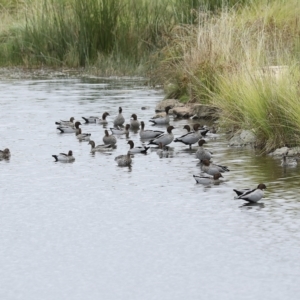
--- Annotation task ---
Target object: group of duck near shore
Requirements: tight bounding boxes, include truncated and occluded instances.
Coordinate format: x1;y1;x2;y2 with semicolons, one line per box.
1;105;267;203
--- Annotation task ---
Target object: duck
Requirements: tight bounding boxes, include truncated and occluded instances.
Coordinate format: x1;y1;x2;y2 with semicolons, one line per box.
127;140;149;154
234;183;267;202
113;107;125;127
174;124;201;149
193;124;210;137
88;140;112;152
115;151;132;166
281;151;297;167
55;117;75;126
76;128;91;141
193;173;223;184
148;126;175;146
97;112;110;125
110;124;130;135
149;106;172;125
82;116;99;124
130;114;140;129
103;130;117;146
57;121;81;134
139;121;164;139
52;150;75;162
200;159;230;175
0;148;11;159
195;139;212;161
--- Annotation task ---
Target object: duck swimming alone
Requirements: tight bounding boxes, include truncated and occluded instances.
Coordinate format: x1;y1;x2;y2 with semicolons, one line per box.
110;124;130;135
127;140;149;154
55;117;75;126
200;159;229;175
148;126;175;146
76;128;91;141
174;124;201;149
0;148;10;159
149;106;172;125
193;173;223;184
103;130;117;146
57;121;81;134
234;183;267;202
114;107;125;127
195;139;212;161
139;121;164;139
115;151;132;166
52;150;75;162
130;114;140;129
88;140;112;152
97;112;110;125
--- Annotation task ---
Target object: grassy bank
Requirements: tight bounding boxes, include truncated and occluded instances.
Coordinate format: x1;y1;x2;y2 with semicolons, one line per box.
0;0;236;73
1;0;300;151
153;0;300;151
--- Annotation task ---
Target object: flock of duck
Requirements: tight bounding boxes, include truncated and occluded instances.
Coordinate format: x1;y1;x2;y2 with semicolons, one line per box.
1;105;267;203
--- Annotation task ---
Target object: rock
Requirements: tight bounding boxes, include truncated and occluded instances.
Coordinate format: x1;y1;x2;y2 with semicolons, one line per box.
228;130;257;147
173;106;193;118
155;99;183;112
191;104;221;120
269;146;300;156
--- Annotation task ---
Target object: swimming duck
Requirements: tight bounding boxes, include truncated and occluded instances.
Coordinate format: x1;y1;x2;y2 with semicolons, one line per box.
149;106;172;125
200;159;229;175
234;183;267;202
130;114;140;129
139;121;164;139
115;151;132;166
52;150;75;162
127;140;149;154
110;124;130;135
174;124;201;149
55;117;75;126
195;140;212;161
82;116;99;123
57;121;81;134
193;173;223;184
103;130;117;146
281;151;297;167
0;148;10;159
76;128;91;141
148;126;175;146
88;140;112;152
97;112;110;125
113;107;125;127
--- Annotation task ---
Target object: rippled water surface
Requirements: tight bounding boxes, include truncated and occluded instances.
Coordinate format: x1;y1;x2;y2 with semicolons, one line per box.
1;77;300;300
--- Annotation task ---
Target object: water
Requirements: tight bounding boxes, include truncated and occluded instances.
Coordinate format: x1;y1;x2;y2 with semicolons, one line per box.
0;77;300;300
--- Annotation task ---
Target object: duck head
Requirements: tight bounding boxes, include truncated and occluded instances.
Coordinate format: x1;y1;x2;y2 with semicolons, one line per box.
198;139;206;147
167;126;175;133
127;140;134;149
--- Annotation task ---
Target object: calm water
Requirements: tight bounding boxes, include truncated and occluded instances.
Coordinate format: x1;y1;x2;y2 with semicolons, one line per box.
0;77;300;300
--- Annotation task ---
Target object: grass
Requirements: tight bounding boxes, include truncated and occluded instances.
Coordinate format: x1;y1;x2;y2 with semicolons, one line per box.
149;0;300;151
1;0;300;150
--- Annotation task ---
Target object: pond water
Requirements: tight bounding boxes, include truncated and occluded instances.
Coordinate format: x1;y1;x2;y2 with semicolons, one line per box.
0;77;300;300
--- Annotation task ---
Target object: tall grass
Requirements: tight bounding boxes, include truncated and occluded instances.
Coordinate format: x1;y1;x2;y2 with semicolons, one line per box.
0;0;248;70
150;0;300;150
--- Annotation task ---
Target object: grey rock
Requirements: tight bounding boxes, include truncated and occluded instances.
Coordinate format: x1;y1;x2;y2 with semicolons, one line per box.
173;106;193;118
229;130;257;147
191;104;221;120
155;99;183;112
269;146;300;156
